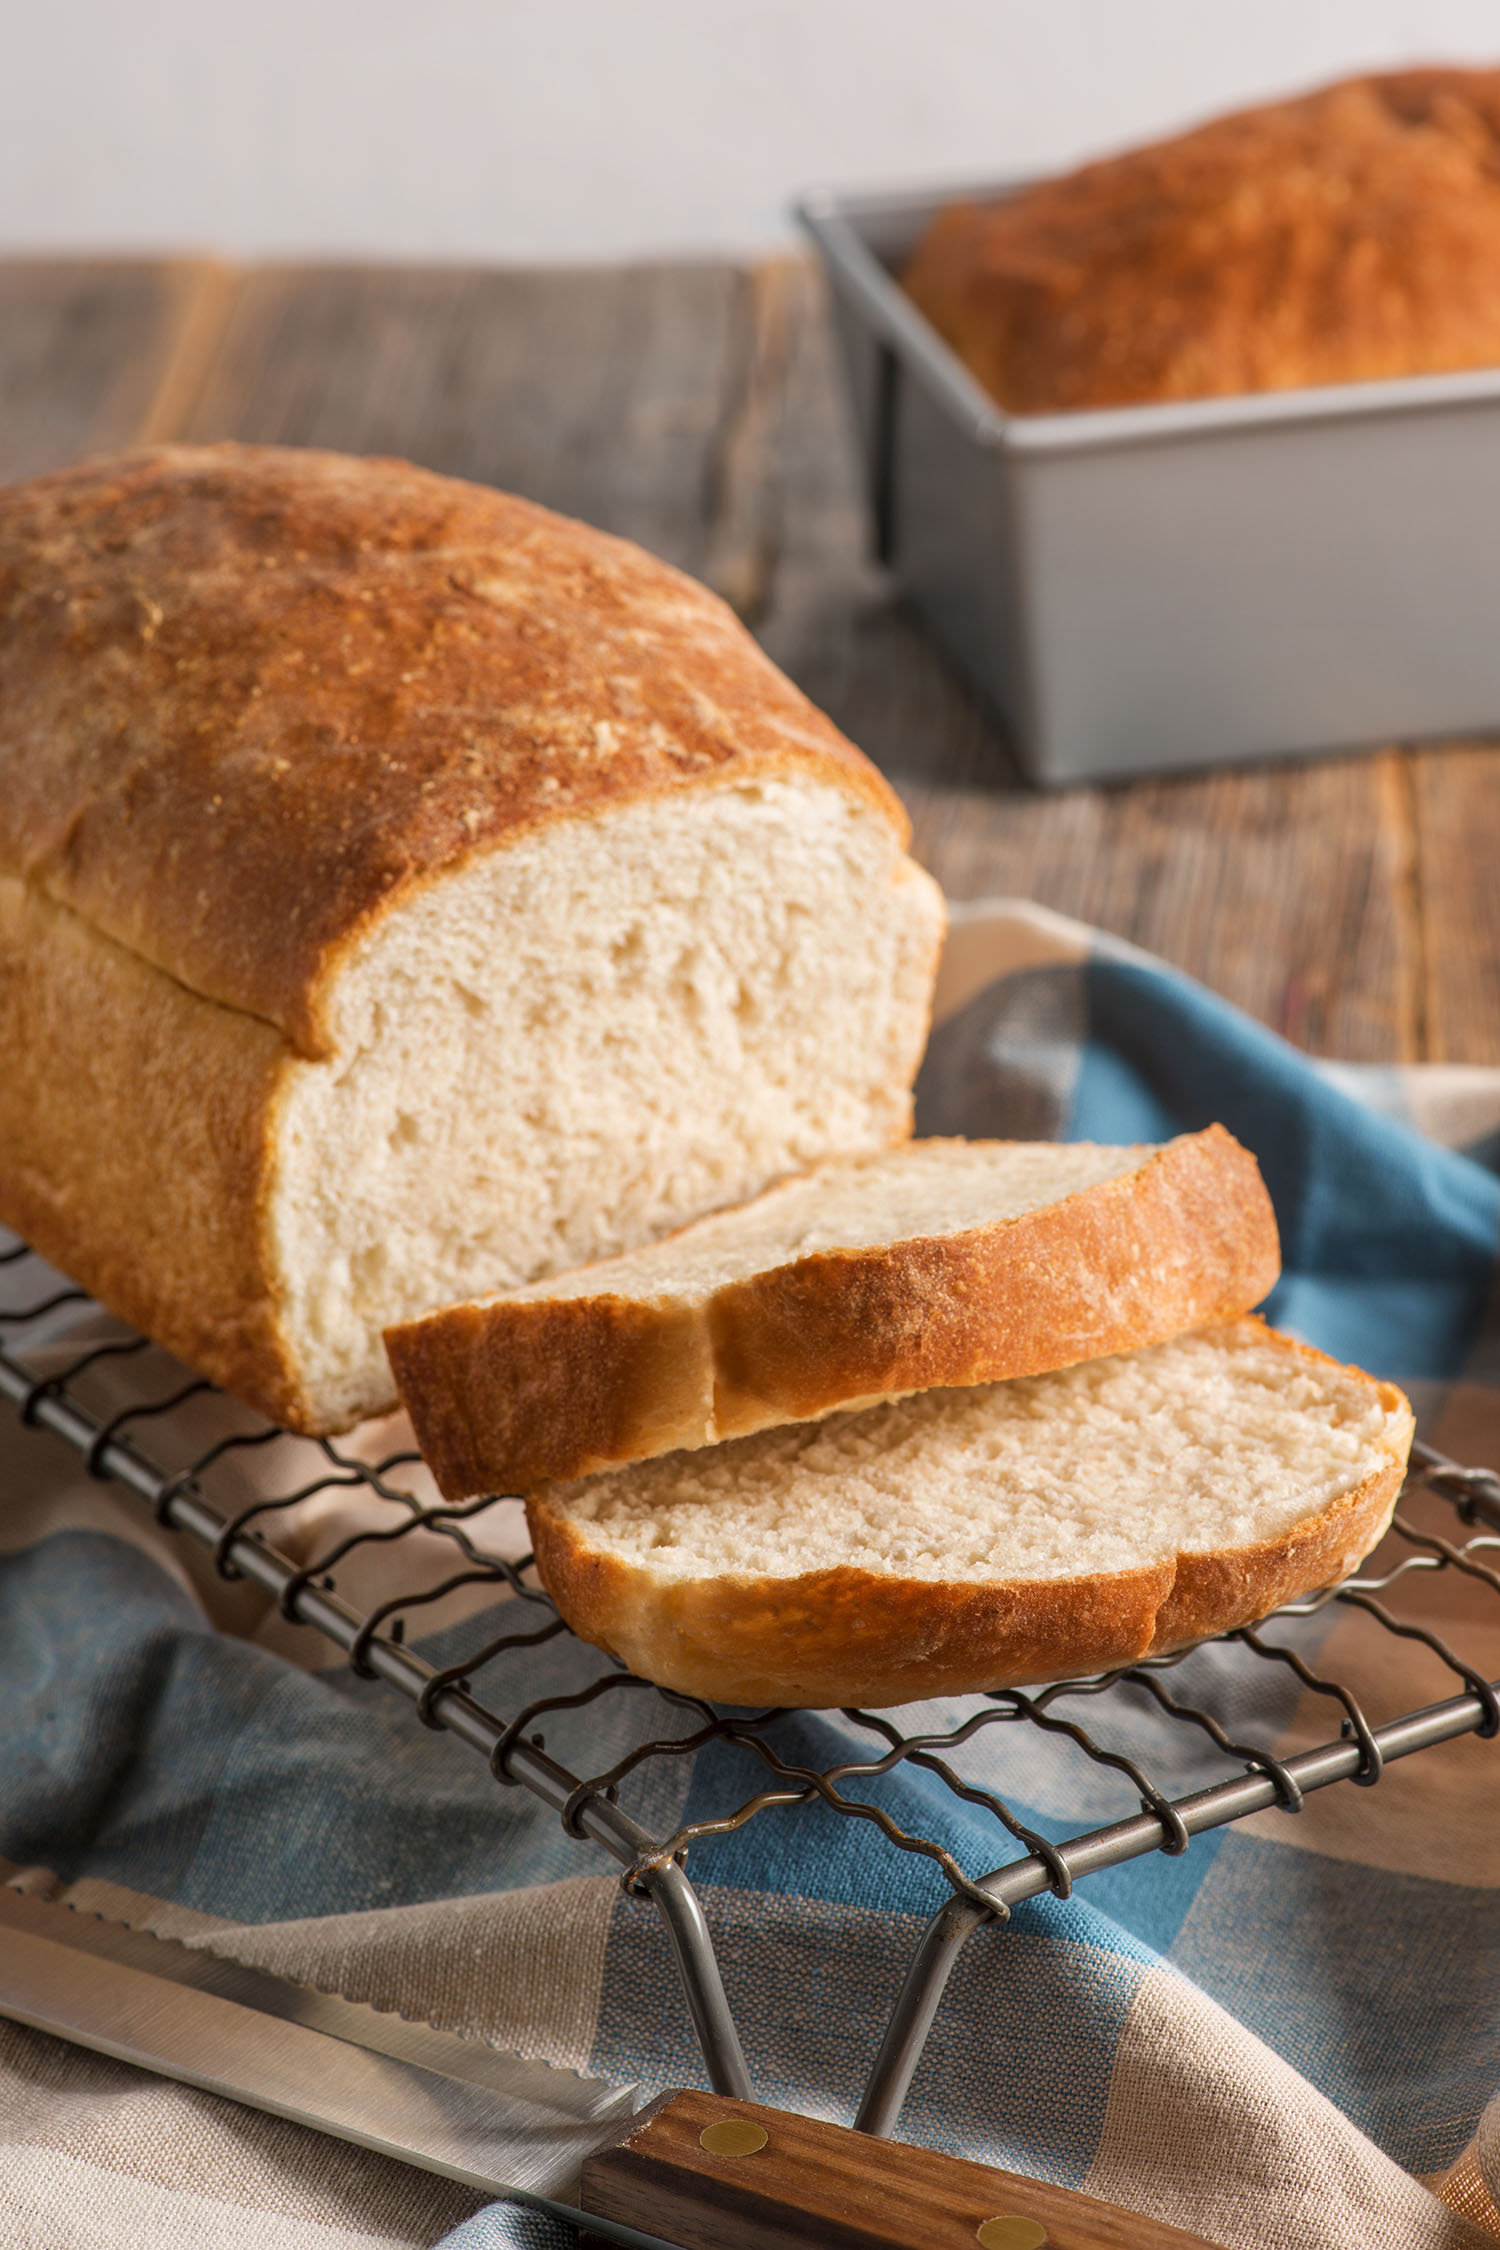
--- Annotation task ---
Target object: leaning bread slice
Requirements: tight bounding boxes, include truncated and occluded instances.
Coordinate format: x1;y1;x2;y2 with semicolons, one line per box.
526;1318;1412;1707
387;1126;1279;1498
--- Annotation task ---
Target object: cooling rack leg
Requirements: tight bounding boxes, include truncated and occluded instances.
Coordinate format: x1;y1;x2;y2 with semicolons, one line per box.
854;1895;988;2137
640;1859;754;2101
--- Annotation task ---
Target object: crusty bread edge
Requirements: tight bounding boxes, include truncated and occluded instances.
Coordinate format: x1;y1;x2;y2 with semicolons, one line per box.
524;1325;1414;1708
387;1292;722;1502
712;1123;1280;1422
0;874;318;1430
392;1125;1280;1499
1151;1357;1414;1656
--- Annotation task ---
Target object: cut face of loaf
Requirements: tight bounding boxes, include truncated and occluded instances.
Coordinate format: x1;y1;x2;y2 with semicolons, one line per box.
269;778;941;1426
527;1319;1414;1707
0;445;944;1431
387;1126;1280;1497
1;777;939;1433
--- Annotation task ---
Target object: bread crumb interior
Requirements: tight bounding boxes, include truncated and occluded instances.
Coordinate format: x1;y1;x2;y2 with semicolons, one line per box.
547;1322;1400;1583
267;779;942;1423
504;1140;1147;1304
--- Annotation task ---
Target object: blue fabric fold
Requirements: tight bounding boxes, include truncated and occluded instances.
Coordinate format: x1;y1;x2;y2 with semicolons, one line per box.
1072;957;1500;1378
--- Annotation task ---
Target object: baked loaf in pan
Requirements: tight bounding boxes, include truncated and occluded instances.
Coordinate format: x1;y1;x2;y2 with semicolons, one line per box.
903;67;1500;414
388;1125;1280;1497
527;1318;1413;1707
0;444;944;1431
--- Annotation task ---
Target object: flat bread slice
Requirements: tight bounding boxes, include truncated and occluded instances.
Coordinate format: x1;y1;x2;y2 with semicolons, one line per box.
387;1127;1279;1498
526;1318;1413;1707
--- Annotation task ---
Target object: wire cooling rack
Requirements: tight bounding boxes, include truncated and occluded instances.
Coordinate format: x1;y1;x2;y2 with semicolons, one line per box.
3;1233;1499;2136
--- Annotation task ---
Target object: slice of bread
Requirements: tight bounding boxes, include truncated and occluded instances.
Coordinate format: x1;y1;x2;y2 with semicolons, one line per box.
526;1318;1412;1707
387;1127;1279;1499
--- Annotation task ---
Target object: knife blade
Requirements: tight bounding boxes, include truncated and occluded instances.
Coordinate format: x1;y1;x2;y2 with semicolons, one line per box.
0;1884;1216;2247
0;1881;686;2250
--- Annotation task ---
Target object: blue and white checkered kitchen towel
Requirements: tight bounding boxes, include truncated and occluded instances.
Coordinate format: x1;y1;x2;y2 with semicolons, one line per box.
2;900;1498;2250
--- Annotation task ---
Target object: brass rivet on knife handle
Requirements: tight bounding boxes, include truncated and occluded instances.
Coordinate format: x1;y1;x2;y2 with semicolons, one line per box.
977;2219;1047;2249
699;2118;768;2156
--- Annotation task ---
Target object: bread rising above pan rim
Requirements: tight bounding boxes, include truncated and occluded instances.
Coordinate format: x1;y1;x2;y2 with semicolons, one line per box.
525;1322;1413;1708
901;66;1500;415
389;1124;1281;1499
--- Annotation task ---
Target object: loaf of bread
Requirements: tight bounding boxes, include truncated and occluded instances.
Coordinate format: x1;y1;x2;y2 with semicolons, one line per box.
0;444;945;1432
527;1318;1412;1706
388;1126;1279;1497
903;68;1500;414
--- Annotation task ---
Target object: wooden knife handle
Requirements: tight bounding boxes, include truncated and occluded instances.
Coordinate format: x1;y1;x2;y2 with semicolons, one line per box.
579;2089;1221;2250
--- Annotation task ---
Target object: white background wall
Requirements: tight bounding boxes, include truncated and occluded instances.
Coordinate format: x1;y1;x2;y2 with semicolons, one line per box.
6;0;1500;262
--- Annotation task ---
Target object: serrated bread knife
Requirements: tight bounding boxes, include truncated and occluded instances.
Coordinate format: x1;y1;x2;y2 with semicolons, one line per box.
0;1882;1218;2247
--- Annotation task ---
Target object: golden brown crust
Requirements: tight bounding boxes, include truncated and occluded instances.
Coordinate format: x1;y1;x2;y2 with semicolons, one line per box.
389;1125;1280;1499
388;1294;718;1501
903;68;1500;414
0;444;906;1057
525;1329;1413;1708
0;876;308;1426
1149;1369;1414;1656
713;1124;1278;1417
525;1517;1179;1707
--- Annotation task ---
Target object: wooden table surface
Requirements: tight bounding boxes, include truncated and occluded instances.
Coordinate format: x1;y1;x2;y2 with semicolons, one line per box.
5;252;1497;1066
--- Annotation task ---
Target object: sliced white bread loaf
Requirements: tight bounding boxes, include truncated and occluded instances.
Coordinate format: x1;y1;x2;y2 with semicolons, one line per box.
0;446;943;1431
387;1126;1279;1498
526;1318;1412;1707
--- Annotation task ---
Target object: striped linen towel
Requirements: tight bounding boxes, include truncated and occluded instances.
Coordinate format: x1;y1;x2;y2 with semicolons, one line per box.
0;898;1497;2250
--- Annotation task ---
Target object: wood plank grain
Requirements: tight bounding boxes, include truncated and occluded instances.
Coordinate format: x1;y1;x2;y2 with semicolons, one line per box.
748;258;1003;796
901;752;1420;1063
174;261;749;580
1409;740;1500;1063
0;259;226;484
742;256;1420;1061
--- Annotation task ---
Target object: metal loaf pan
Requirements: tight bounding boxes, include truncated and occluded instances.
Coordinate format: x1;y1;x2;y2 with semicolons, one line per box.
798;176;1500;787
